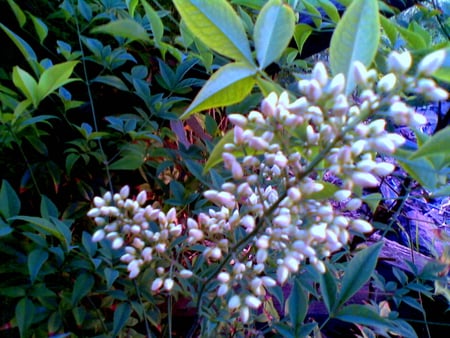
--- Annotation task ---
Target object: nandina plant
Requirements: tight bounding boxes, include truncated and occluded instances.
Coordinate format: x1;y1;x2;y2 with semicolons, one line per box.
87;49;449;337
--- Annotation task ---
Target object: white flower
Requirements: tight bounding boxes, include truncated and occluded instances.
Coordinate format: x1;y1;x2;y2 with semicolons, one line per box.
164;278;174;291
346;198;362;211
240;306;250;323
373;162;395;176
87;208;101;217
377;73;396;92
312;62;328;86
218;272;230;283
127;259;142;279
351;172;379;187
277;265;289;284
217;284;229;296
179;269;193;279
228;114;248;127
261;92;278;117
120;185;130;199
353;61;368;85
112;237;124;249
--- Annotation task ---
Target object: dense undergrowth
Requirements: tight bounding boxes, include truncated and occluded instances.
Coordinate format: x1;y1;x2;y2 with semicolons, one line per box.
0;0;449;337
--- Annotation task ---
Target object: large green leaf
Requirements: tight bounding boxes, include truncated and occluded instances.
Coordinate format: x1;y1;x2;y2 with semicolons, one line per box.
16;297;35;337
0;23;37;65
180;62;257;118
287;280;308;332
71;273;95;306
320;264;338;314
329;0;380;94
335;304;390;327
6;0;26;27
37;61;79;101
173;0;254;63
90;19;151;43
29;13;48;44
142;0;164;45
253;0;296;69
0;180;21;220
337;242;383;308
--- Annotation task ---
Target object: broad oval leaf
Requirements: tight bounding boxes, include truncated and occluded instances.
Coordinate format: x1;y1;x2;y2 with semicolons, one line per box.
90;19;151;44
16;297;35;337
338;241;383;308
254;0;296;69
181;62;257;118
329;0;380;94
173;0;254;64
37;61;79;102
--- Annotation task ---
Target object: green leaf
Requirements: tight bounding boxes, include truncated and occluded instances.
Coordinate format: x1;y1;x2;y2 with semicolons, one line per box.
40;195;59;219
410;126;450;161
231;0;265;10
71;273;95;305
11;216;64;243
90;19;151;43
6;0;26;27
287;279;308;330
362;193;382;214
335;304;390;328
112;302;132;335
329;0;380;94
338;242;383;308
180;62;256;118
293;24;313;55
380;15;397;47
0;180;21;219
302;0;322;28
256;76;286;96
28;249;49;284
16;297;35;337
433;47;450;83
28;13;48;44
104;267;120;289
173;0;254;63
12;66;39;107
92;75;129;91
37;61;79;101
141;0;164;45
318;0;340;23
396;24;426;50
254;0;296;69
394;148;439;191
0;23;37;68
320;264;338;314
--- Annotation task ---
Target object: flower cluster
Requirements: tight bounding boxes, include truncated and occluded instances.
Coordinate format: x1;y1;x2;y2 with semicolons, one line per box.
87;186;191;289
87;50;448;324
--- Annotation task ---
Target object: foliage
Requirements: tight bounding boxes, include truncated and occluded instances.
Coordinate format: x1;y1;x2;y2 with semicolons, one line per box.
0;0;449;337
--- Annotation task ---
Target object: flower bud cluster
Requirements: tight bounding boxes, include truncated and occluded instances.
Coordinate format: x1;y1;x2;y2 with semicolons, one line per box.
87;186;184;288
88;50;448;325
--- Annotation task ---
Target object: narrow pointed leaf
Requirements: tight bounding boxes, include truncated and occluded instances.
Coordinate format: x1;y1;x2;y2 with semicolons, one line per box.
112;302;132;335
329;0;380;94
37;61;79;101
287;280;308;328
0;180;21;220
410;126;450;160
335;304;390;327
16;297;34;337
180;62;256;118
204;129;235;173
90;19;151;43
142;0;164;44
29;13;48;44
173;0;253;63
6;0;26;27
71;273;95;305
0;23;37;64
338;241;383;308
254;0;296;69
320;265;338;314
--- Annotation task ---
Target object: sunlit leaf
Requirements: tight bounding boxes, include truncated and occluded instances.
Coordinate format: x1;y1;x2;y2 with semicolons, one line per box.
28;13;48;44
330;0;380;94
37;61;79;101
12;66;38;107
254;0;296;69
173;0;254;63
91;19;151;43
142;0;164;45
181;62;257;118
6;0;26;27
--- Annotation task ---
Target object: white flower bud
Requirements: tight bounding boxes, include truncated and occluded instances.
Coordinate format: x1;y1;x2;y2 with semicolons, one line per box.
241;215;255;232
231;161;244;179
277;265;289;284
261;92;278;117
346;198;362;211
248;110;265;124
240;306;250;323
245;295;262;309
287;187;302;201
256;249;268;263
373;162;395;176
127;260;141;279
312;62;328;86
142;247;152;261
368;119;386;134
262;276;277;288
273;214;291;228
92;229;105;242
151;278;163;291
120;253;134;263
372;137;396;154
284;256;300;272
164;278;174;291
228;295;241;309
136;190;147;205
112;237;124;249
353;61;368;85
351;172;379;187
418;49;446;76
120;185;130;199
387;51;412;73
313;260;326;274
179;269;193;279
334;190;351;202
377;73;396;92
326;73;345;96
103;191;112;203
228;114;248;127
218;272;230;283
132;237;145;250
351;219;373;233
310;223;327;240
217;283;229;296
93;197;105;208
287;97;308;114
425;87;448;102
334;215;349;228
87;208;101;218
